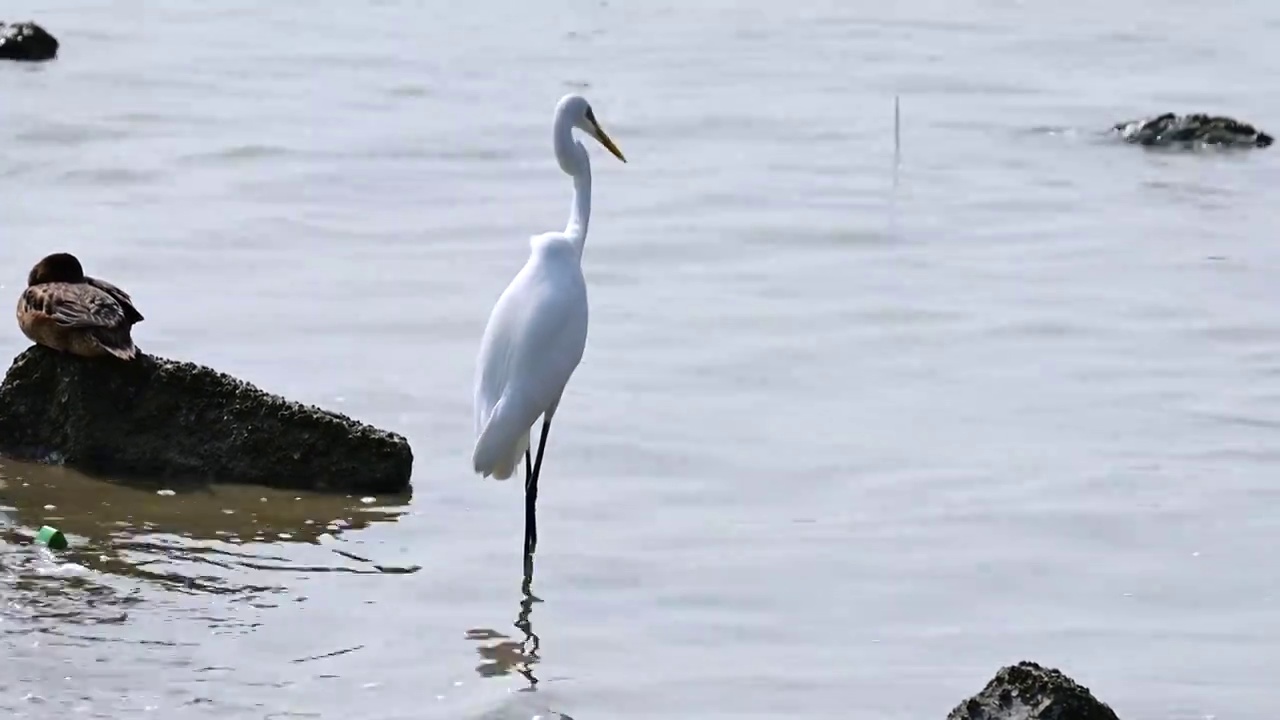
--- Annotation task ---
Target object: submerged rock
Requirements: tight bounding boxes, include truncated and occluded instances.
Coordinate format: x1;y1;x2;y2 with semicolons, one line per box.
0;22;58;62
1113;112;1273;148
0;346;413;494
947;661;1121;720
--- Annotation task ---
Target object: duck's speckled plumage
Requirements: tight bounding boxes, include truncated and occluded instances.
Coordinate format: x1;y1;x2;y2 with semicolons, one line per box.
1113;112;1274;148
16;253;144;361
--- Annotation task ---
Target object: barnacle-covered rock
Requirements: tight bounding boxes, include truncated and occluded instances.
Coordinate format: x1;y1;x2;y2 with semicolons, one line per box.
0;346;413;494
1114;112;1272;148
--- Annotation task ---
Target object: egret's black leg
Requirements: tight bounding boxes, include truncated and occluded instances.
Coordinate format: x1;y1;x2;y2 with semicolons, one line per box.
524;417;553;558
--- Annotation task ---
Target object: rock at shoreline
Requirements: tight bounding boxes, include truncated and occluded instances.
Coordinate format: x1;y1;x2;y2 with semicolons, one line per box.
1113;112;1273;148
0;22;58;62
0;346;413;494
947;661;1121;720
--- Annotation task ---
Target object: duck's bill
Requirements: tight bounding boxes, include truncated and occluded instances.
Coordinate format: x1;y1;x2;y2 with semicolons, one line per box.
590;121;627;163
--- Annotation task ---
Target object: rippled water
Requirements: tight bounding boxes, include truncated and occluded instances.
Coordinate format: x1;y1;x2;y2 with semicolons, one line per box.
2;1;1280;718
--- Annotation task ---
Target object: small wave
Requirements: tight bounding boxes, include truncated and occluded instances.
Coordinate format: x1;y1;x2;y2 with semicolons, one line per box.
1023;125;1079;137
0;537;134;628
178;143;300;165
386;84;431;97
15;123;132;147
58;167;164;185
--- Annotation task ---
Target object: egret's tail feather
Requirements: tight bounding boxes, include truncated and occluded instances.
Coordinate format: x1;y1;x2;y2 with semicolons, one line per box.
490;455;517;481
487;430;530;481
473;396;532;481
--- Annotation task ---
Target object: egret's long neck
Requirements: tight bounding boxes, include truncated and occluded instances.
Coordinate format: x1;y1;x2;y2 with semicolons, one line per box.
566;157;592;249
554;120;592;255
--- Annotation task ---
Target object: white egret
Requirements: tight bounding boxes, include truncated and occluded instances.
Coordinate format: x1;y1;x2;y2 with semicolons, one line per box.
472;93;626;558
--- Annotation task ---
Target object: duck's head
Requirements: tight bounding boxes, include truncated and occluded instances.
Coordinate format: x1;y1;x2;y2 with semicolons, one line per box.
28;252;86;286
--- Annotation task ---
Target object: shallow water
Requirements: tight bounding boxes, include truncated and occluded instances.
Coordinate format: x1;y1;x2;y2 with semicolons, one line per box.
2;1;1280;718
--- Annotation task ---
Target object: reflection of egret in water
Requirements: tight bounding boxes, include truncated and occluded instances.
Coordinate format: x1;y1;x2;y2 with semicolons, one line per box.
467;558;544;689
464;553;577;718
0;457;418;603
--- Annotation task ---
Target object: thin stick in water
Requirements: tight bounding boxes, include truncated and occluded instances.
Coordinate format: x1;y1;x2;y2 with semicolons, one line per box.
894;94;901;165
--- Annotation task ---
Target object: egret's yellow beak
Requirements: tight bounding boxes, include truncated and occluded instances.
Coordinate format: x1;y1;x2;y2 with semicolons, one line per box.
589;117;627;163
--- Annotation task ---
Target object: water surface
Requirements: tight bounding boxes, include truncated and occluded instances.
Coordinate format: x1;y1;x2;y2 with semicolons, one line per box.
2;1;1279;718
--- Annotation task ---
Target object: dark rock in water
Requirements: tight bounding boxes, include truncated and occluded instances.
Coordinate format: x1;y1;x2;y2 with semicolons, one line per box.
947;661;1121;720
1113;112;1273;148
0;22;58;62
0;346;413;494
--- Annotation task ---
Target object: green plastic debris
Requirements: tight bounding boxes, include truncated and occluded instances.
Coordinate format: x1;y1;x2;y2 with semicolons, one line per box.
34;525;67;550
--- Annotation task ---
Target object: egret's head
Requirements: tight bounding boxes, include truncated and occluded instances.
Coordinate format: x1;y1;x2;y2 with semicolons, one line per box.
558;93;626;163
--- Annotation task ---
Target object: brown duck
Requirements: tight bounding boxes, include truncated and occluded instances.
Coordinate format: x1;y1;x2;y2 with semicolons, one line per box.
16;252;144;360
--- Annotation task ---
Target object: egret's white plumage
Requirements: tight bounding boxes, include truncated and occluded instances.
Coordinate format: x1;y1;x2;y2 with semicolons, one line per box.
471;94;626;552
472;232;588;479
